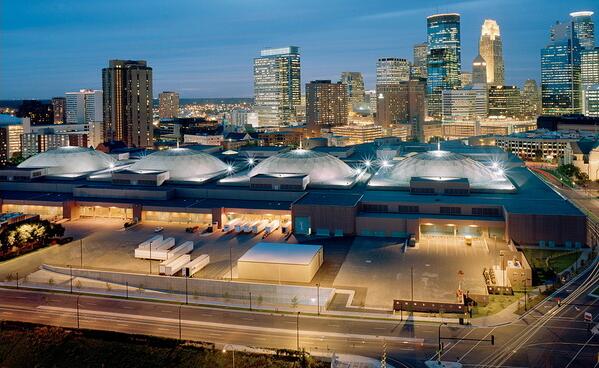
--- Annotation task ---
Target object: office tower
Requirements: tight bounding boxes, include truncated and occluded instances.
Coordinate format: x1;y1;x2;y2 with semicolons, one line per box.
66;89;103;125
51;97;66;124
254;46;301;126
340;72;365;113
365;90;377;115
488;85;521;118
102;60;153;147
305;80;347;137
460;71;473;87
0;115;24;165
479;19;505;85
582;85;599;117
377;58;410;84
407;79;427;140
522;79;542;117
442;89;487;123
571;11;595;50
412;43;428;78
158;91;180;119
472;54;488;86
15;100;53;125
582;48;599;85
427;13;462;118
541;20;582;115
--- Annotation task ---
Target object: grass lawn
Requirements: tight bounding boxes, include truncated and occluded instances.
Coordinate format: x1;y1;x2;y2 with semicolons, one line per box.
522;249;580;285
0;321;326;368
542;169;574;188
472;293;523;317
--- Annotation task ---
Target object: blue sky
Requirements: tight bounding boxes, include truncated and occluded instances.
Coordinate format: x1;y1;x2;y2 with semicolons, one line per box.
1;0;596;99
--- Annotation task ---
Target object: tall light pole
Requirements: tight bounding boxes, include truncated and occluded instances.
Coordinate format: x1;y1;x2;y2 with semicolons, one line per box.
80;239;83;268
437;322;447;362
296;312;300;351
229;244;233;281
76;294;81;329
69;265;73;293
178;304;182;340
149;241;153;275
411;266;414;302
316;283;320;316
223;345;235;368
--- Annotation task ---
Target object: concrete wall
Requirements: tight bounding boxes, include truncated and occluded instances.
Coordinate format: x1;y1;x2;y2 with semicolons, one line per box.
42;264;332;308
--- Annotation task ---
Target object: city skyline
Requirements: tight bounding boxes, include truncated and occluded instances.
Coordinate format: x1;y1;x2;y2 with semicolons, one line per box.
1;0;597;99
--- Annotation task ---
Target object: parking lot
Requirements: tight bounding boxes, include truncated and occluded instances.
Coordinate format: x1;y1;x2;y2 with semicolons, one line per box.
333;235;493;308
0;218;498;309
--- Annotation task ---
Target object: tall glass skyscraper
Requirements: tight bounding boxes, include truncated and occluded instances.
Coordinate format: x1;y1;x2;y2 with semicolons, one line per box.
253;47;301;127
541;12;594;115
426;13;461;118
571;11;595;50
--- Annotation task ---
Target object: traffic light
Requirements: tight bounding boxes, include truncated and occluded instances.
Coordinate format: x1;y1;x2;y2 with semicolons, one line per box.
491;335;495;345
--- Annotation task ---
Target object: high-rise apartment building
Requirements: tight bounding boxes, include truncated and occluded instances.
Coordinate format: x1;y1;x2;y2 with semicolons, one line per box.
376;80;426;138
51;97;66;124
472;54;488;86
488;85;521;118
427;13;462;118
0;115;24;165
254;47;301;126
571;11;595;50
479;19;505;85
412;43;428;78
158;91;180;119
66;89;103;125
376;58;410;84
102;60;153;147
340;72;365;114
305;80;347;137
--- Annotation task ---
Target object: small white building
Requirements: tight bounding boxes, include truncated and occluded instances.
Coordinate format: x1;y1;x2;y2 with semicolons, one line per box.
237;242;323;283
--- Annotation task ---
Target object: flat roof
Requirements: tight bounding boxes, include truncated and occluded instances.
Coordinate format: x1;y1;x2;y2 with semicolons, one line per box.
238;242;322;265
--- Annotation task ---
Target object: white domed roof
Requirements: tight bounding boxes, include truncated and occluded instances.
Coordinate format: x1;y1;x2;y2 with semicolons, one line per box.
18;146;116;175
128;148;228;180
247;149;355;184
385;150;508;188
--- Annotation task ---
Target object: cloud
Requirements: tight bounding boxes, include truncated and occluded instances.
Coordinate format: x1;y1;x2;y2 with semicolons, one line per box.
355;0;500;21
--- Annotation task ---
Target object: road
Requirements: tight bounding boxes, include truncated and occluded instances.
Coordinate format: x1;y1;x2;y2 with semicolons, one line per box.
1;270;599;368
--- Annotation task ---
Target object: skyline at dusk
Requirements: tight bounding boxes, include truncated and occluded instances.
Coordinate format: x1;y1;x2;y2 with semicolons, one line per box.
1;0;597;99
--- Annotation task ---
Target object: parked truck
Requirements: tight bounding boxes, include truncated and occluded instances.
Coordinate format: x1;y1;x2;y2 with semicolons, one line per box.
223;219;241;232
183;254;210;277
159;254;191;276
167;241;194;259
138;235;163;249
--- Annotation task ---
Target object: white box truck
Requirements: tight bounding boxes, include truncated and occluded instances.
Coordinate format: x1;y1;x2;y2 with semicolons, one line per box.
265;220;280;234
138;235;163;249
252;219;269;234
223;219;241;232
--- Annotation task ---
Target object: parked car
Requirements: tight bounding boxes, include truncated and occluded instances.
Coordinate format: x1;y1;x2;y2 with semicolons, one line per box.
57;236;74;245
154;226;164;233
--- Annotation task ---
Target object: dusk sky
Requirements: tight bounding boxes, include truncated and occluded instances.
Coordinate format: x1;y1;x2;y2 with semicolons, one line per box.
1;0;597;99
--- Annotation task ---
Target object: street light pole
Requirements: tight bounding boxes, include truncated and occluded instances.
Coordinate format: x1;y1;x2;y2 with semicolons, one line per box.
316;283;320;316
229;245;233;281
178;304;182;340
185;276;188;305
296;312;300;351
69;265;73;293
80;239;83;268
149;241;153;275
438;322;447;362
76;294;80;329
411;266;414;302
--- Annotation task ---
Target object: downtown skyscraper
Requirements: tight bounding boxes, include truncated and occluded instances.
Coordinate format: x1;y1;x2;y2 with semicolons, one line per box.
305;80;347;137
479;19;505;86
340;72;365;114
253;47;301;127
426;13;462;118
541;12;595;115
65;89;103;125
102;60;153;147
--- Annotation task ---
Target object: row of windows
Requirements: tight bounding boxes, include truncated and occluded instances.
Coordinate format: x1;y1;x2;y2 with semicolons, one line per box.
361;204;501;217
